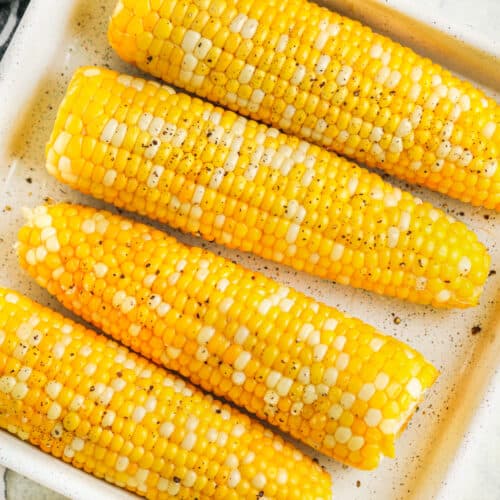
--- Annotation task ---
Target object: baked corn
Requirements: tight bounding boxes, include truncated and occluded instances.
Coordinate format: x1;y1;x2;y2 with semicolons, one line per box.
18;203;439;470
46;67;490;308
0;287;332;498
108;0;500;210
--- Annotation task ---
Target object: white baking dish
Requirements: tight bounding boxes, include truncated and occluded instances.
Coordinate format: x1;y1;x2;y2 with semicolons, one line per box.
0;1;498;499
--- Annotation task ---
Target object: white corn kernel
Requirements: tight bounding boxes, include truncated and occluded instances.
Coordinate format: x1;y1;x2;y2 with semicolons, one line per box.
46;380;62;399
232;371;246;385
348;436;365;451
181;432;197;451
387;227;400;248
330;243;344;261
159;422;175;438
484;159;498;177
307;330;320;346
335;352;350;371
375;372;390;390
459;95;471;111
298;323;314;342
406;377;423;398
297;366;310;385
364;408;382;427
358;383;376;401
241;18;258;39
291;65;306;85
276;34;289;52
370;337;385;352
238;64;255;84
314;30;329;50
328;403;343;419
234;351;251;371
328;23;340;36
482;121;496;139
389;136;403;154
234;326;249;345
47;402;62;420
386;70;401;88
334;426;352;444
315;55;331;74
410;66;423;81
258;298;272;315
323;367;338;386
102;410;116;427
228;469;241;488
252;473;267;490
0;376;16;393
290;402;303;416
458;256;471;275
194;37;212;59
340;392;355;409
376;66;391;84
276;377;293;397
336;65;353;86
396;118;412;137
264;391;280;406
313;344;328;362
370;44;383;58
229;13;247;32
333;335;346;351
303;385;317;404
53;131;71;155
266;370;281;389
182;30;201;52
436;289;451;302
380;419;399;434
17;366;32;382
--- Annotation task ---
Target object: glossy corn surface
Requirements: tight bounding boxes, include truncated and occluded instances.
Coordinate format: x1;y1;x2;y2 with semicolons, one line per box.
47;67;490;308
18;203;439;470
108;0;500;209
0;288;332;498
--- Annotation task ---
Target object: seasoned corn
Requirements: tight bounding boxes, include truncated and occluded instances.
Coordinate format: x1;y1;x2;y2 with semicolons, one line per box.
46;67;490;308
18;203;439;470
108;0;500;209
0;287;332;498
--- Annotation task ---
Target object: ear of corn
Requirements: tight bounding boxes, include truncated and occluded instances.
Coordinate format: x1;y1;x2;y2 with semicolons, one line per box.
108;0;500;210
0;287;332;499
46;67;490;308
18;203;439;470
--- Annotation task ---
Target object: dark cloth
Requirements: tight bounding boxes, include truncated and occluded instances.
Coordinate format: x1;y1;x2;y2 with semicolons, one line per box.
0;0;31;60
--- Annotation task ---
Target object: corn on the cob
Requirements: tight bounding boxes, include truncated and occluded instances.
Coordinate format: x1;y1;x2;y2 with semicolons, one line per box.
0;287;332;498
18;203;439;470
46;67;490;308
108;0;500;210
